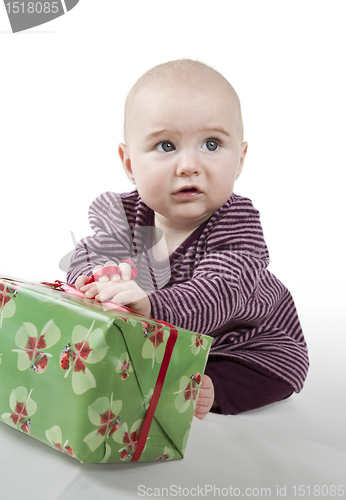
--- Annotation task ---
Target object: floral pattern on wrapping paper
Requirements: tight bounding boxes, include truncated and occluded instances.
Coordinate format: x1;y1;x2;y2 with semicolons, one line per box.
0;282;18;328
113;419;144;462
115;352;133;380
45;425;76;459
59;320;109;395
142;388;154;411
190;333;207;355
11;319;61;373
174;372;202;413
141;323;169;368
83;394;123;457
156;446;174;461
1;386;37;434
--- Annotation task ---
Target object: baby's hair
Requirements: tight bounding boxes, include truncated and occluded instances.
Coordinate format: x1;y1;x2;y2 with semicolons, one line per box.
123;59;244;143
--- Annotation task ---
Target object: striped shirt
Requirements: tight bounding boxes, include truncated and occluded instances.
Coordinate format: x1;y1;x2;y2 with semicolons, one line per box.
67;190;309;395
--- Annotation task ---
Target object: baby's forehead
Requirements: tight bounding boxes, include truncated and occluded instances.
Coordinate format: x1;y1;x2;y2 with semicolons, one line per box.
130;65;237;105
124;60;243;140
141;78;233;102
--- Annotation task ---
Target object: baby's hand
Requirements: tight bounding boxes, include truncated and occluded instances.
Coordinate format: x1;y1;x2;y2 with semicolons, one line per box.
77;261;151;317
92;279;151;317
194;375;215;420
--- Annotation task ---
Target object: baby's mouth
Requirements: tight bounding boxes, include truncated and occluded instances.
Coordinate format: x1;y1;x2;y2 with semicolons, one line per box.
173;186;202;199
175;186;201;194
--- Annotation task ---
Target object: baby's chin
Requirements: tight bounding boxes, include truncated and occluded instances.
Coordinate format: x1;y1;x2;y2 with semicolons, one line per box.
158;208;215;228
149;192;232;227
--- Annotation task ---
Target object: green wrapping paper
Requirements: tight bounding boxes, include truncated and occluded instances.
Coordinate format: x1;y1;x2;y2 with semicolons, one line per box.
0;277;212;463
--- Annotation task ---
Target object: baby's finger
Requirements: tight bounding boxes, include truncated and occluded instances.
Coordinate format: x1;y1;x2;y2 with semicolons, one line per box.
96;281;143;304
90;265;109;283
81;282;109;298
195;395;213;408
95;284;121;302
99;275;110;283
194;404;210;420
105;261;121;282
83;283;103;298
75;275;90;290
79;282;94;293
118;262;132;281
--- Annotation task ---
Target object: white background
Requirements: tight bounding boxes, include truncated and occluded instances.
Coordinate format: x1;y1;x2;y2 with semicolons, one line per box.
1;1;345;498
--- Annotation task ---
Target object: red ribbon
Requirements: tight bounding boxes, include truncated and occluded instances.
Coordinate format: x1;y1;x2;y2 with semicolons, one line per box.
131;320;178;462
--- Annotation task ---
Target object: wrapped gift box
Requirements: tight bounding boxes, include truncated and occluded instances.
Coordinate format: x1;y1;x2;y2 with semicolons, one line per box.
0;277;212;463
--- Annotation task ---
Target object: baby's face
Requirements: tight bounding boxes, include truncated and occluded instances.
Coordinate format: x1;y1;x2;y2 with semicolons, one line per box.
119;83;247;232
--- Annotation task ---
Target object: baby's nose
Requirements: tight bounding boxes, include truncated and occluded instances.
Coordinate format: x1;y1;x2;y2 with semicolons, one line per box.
176;152;201;176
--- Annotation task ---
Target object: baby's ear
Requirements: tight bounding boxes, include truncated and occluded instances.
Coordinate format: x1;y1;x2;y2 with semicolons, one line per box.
118;143;136;184
236;141;248;179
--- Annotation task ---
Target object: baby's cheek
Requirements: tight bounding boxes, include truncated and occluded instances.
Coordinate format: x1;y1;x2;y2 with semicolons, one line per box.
139;184;168;212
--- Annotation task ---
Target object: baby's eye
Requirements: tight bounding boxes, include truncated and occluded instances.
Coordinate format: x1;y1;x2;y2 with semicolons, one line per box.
155;141;176;152
202;140;219;152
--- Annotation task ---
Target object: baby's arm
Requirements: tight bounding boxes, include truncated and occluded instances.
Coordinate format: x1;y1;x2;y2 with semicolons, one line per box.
67;192;140;286
147;251;307;414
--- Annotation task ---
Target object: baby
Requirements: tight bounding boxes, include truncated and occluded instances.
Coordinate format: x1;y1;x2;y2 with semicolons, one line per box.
67;59;309;419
